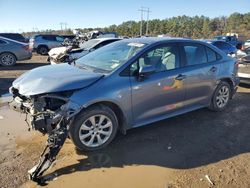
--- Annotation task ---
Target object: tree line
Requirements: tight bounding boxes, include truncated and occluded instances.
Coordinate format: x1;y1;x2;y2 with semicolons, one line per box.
23;12;250;40
103;12;250;39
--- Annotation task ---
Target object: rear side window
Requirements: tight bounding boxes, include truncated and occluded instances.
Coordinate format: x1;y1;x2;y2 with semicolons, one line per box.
183;44;207;66
206;47;217;62
56;36;64;42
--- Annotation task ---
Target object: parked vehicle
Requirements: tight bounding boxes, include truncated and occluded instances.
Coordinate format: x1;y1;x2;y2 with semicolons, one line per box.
204;40;237;57
29;34;65;55
213;35;243;47
0;33;29;43
238;55;250;84
9;38;239;181
244;39;250;48
0;36;32;66
48;38;121;64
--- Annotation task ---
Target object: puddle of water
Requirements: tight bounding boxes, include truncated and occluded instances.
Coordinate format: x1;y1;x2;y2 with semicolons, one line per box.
0;97;30;151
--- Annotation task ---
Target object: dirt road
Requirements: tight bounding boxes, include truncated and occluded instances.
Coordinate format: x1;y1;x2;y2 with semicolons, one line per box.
0;56;250;188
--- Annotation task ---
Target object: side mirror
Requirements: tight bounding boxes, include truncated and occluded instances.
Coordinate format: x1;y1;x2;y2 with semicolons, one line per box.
138;65;156;81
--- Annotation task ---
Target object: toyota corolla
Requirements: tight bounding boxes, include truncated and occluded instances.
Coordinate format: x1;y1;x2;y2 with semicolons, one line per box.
9;38;239;182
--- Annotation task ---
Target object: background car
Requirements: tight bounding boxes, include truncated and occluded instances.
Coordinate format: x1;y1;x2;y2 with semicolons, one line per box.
244;39;250;48
204;40;237;57
48;38;122;64
0;36;32;66
79;38;121;50
29;34;65;55
0;33;29;43
238;55;250;85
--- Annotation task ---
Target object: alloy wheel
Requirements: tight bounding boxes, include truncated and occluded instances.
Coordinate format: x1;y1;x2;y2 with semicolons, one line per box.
79;114;113;148
1;53;15;66
216;85;230;108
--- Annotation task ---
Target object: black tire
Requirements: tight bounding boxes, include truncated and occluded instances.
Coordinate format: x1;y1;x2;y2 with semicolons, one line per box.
209;81;231;112
69;105;118;152
0;52;16;66
37;46;49;55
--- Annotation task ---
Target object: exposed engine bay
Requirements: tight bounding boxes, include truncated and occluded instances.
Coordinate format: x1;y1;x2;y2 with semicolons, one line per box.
9;87;80;183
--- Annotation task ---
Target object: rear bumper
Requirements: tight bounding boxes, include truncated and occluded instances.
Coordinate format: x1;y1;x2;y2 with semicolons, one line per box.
17;51;32;61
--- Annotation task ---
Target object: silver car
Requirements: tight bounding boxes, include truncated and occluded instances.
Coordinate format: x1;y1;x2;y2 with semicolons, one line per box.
238;55;250;84
0;36;32;66
29;34;65;55
9;38;239;181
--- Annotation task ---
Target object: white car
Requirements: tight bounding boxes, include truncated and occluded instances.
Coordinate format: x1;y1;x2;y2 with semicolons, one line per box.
244;39;250;48
48;38;121;64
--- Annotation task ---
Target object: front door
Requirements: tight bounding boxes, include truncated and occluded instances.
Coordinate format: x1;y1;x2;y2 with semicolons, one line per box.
130;43;186;126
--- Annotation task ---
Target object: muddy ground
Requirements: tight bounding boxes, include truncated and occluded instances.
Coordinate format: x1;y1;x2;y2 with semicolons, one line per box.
0;56;250;188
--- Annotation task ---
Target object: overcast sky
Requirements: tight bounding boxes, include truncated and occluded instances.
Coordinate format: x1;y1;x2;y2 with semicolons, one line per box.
0;0;249;32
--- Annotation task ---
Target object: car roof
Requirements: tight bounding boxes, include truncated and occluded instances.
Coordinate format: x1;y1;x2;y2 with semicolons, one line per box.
120;37;198;45
35;34;60;37
0;36;27;45
201;39;232;45
0;33;23;36
93;38;121;42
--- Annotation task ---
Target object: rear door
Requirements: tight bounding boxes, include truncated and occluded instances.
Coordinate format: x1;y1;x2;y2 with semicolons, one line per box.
179;42;220;107
130;43;186;126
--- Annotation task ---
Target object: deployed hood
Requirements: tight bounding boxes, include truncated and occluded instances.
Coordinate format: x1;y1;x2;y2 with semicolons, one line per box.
12;63;104;96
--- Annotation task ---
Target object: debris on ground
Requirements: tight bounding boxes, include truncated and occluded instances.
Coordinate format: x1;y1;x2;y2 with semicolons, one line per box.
205;174;214;186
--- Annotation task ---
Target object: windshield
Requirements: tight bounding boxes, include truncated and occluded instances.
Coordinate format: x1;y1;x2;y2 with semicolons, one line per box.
76;40;146;72
214;36;227;41
80;39;100;50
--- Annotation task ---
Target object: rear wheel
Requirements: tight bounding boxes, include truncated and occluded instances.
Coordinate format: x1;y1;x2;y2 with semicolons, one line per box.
69;105;118;151
209;81;231;111
37;46;49;55
0;52;16;66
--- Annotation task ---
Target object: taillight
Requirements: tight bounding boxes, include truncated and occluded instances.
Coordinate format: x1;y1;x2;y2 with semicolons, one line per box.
22;45;30;51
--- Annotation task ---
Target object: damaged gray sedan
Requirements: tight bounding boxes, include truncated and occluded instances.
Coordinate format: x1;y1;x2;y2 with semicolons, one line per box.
9;38;239;183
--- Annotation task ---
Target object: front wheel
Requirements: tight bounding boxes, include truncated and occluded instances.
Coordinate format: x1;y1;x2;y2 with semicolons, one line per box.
69;105;118;151
209;81;231;111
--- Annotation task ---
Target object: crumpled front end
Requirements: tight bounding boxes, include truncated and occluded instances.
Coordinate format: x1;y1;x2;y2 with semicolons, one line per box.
9;86;81;183
9;87;81;132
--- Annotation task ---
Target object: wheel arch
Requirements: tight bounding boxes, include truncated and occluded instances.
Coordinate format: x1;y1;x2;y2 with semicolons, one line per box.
37;44;49;51
0;51;17;60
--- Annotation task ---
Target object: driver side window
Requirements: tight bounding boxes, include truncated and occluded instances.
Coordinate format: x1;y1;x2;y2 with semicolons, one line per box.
130;44;180;75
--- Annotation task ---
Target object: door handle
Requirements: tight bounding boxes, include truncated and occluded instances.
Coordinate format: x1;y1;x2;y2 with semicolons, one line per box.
175;74;186;81
210;66;217;72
